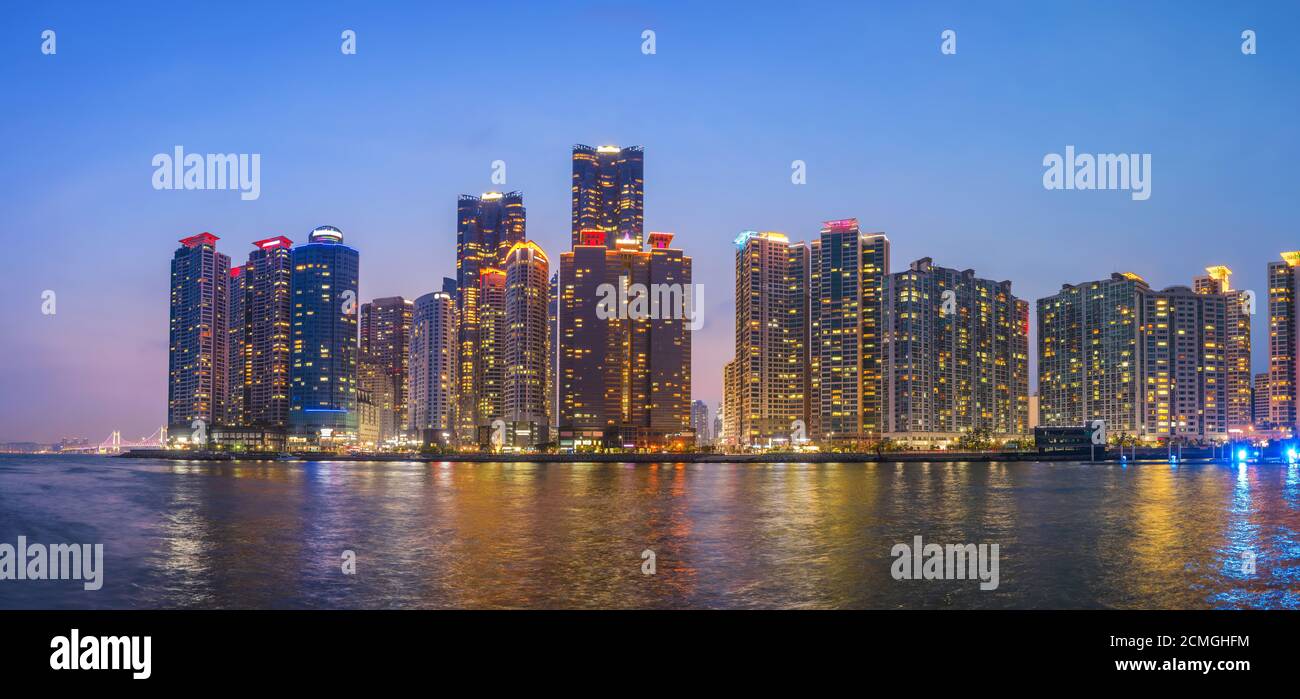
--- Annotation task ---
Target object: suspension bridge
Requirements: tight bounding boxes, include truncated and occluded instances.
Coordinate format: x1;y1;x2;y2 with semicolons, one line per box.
61;426;167;454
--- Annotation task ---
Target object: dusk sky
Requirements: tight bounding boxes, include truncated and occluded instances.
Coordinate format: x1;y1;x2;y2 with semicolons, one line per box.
2;1;1298;443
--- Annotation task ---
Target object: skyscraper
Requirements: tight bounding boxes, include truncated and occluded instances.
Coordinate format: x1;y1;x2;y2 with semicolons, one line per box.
168;232;230;440
226;263;247;428
691;400;712;446
1194;266;1252;434
548;271;559;434
472;267;507;443
1253;372;1271;429
1038;272;1228;443
359;296;413;445
1267;252;1300;435
885;257;1029;445
1038;273;1145;435
456;191;525;443
240;236;294;428
1139;285;1227;443
721;359;739;448
502;241;551;447
809;219;890;446
571;144;644;249
410;289;457;447
557;230;692;449
730;230;810;448
289;226;360;446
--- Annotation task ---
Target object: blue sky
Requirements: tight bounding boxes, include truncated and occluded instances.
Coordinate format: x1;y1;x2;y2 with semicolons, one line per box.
1;1;1297;442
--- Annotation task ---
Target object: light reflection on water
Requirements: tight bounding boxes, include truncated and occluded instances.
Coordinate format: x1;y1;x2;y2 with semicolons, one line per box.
0;456;1296;609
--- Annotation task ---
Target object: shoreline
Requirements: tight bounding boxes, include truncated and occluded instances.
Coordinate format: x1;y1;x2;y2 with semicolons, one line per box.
113;449;1245;464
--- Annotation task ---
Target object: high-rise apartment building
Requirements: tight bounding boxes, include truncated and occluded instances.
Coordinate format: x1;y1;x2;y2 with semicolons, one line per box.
808;219;890;446
168;232;230;439
1253;372;1271;429
359;296;413;445
571;145;644;249
885;258;1028;444
501;241;551;447
548;271;560;433
712;407;723;449
1267;252;1300;434
288;226;360;445
691;400;712;446
1194;266;1252;434
1038;273;1146;435
557;230;692;449
456;191;525;442
1038;272;1229;443
1139;285;1227;442
226;264;247;427
410;289;457;447
721;359;739;448
471;268;507;442
239;236;294;428
729;230;810;448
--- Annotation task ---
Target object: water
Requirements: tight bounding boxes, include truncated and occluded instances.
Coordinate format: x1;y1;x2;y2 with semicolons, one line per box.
0;455;1297;609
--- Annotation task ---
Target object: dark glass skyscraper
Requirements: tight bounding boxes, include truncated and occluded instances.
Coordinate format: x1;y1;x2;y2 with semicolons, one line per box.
168;232;230;439
289;226;360;445
571;144;644;249
241;236;294;428
455;191;525;443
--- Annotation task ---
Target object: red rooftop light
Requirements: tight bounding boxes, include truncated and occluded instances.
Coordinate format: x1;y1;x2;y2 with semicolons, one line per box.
179;232;219;248
647;231;674;249
253;236;293;249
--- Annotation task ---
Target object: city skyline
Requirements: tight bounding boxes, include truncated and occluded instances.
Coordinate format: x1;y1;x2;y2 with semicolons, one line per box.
4;2;1300;442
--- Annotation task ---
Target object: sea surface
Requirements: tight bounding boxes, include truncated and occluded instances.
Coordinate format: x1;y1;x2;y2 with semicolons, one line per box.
0;455;1296;609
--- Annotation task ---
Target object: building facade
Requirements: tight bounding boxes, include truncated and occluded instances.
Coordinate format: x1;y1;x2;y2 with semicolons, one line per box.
1253;372;1271;429
1193;266;1252;434
288;226;360;445
720;359;739;448
1038;272;1230;443
1139;285;1227;443
410;290;457;447
571;144;644;249
557;230;692;449
455;191;525;443
168;232;230;440
359;296;413;446
1038;273;1146;436
884;257;1029;445
730;230;810;448
808;219;890;446
691;400;712;446
226;263;247;427
501;241;551;448
1267;252;1300;435
239;236;294;428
